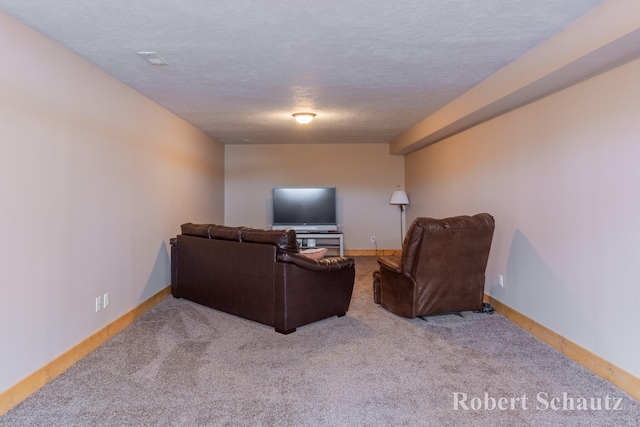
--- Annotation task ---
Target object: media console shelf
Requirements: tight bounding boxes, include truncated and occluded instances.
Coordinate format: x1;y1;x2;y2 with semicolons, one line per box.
297;233;344;257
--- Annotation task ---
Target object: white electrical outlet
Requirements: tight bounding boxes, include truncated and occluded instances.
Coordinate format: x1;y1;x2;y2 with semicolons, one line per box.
95;296;102;312
499;274;504;288
103;293;109;308
370;236;376;243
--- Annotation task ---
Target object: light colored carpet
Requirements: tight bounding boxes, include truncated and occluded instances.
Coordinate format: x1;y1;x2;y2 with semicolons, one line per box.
2;257;639;426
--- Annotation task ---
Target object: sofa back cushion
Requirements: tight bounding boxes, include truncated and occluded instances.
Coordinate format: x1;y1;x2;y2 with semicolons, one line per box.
208;225;243;241
180;223;296;249
175;235;276;326
240;228;298;252
181;223;212;238
181;223;243;241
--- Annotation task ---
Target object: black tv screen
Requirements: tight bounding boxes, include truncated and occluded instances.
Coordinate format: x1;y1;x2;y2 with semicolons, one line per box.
272;187;337;232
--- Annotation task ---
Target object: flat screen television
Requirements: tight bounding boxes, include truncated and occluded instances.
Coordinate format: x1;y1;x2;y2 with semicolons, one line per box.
272;187;338;232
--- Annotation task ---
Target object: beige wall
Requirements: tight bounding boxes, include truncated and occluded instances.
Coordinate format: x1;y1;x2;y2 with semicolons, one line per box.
0;12;224;392
225;143;405;250
405;56;640;378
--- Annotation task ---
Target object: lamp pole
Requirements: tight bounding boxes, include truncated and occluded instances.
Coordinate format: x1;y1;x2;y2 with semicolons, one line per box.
399;204;405;247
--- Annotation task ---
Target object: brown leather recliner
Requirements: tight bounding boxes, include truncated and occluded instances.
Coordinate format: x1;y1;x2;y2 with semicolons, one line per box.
373;213;495;318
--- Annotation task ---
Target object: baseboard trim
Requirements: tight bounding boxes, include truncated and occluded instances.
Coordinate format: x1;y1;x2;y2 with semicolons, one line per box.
486;295;640;401
0;286;171;416
345;249;401;257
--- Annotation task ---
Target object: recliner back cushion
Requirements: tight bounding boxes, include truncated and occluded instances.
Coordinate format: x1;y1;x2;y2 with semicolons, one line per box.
401;219;427;276
401;214;495;277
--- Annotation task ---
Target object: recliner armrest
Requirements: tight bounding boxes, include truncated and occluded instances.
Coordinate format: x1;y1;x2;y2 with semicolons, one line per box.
377;255;402;273
277;251;355;272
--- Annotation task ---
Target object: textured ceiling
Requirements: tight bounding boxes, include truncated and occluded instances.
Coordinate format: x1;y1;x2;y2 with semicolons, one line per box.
0;0;607;145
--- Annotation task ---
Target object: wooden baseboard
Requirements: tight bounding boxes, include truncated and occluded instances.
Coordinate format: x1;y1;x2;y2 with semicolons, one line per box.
486;295;640;401
0;286;171;416
345;249;401;257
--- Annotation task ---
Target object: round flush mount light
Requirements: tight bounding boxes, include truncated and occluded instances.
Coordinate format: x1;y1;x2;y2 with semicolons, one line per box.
292;112;316;124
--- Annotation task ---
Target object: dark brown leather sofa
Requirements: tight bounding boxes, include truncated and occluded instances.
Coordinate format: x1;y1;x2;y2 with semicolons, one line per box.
373;213;495;318
171;223;355;334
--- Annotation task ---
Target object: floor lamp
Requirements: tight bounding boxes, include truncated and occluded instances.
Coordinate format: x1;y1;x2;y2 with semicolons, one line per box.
389;188;409;247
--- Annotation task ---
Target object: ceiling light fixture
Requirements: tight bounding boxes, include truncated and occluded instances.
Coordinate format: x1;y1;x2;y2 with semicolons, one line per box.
292;113;316;124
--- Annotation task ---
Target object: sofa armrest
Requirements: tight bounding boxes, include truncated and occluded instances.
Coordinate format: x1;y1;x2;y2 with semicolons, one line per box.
277;251;355;272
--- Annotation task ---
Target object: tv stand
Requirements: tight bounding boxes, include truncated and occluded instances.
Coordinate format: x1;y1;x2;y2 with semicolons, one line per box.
297;233;344;257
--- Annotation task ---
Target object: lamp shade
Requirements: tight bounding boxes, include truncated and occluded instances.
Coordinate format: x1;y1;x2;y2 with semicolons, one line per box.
389;190;409;205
